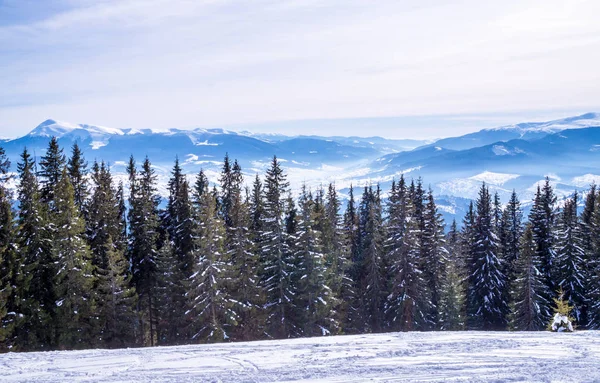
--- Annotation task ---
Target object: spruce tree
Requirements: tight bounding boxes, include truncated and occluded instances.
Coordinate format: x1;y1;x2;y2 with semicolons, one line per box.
52;167;95;349
67;143;89;213
14;148;54;350
529;179;557;301
421;189;446;329
343;185;362;333
438;220;466;330
323;183;352;334
510;224;548;330
0;146;15;348
386;181;427;331
467;183;507;330
128;157;161;346
588;190;600;328
554;193;586;325
226;162;263;341
38;137;66;211
94;235;137;348
499;190;523;306
358;185;386;332
186;184;235;342
294;185;334;336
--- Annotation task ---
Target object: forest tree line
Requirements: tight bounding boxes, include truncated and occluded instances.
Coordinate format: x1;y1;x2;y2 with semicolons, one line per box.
1;138;600;352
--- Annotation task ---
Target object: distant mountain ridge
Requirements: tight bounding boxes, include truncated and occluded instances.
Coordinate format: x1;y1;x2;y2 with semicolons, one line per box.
2;112;600;224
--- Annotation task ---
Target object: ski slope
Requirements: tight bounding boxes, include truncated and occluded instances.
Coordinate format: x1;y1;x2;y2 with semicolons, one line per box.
1;331;599;382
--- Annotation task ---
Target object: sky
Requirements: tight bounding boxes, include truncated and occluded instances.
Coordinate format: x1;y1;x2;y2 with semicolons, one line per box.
1;0;599;139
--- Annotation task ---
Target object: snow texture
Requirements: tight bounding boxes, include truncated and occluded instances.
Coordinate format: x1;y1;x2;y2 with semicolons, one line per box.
1;331;600;382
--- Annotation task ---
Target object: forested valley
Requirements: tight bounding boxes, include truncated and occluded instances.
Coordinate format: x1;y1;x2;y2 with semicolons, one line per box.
1;138;600;352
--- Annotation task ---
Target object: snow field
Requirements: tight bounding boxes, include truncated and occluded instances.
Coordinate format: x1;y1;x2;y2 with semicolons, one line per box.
1;331;600;382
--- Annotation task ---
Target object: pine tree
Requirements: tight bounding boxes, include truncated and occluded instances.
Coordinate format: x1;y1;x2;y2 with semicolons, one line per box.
323;183;352;334
588;189;600;328
0;146;16;348
421;188;446;329
358;185;386;332
553;193;586;325
52;167;95;349
226;162;263;341
343;184;362;333
38;137;66;211
186;185;235;342
14;148;54;350
386;180;427;331
510;224;548;330
67;143;89;213
467;183;507;330
95;235;137;348
155;235;184;345
580;185;596;328
159;158;197;344
438;220;466;330
259;156;296;339
499;190;523;307
529;179;557;302
294;185;333;336
128;157;161;346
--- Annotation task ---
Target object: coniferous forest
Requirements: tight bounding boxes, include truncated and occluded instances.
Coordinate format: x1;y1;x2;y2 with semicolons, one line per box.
1;138;600;352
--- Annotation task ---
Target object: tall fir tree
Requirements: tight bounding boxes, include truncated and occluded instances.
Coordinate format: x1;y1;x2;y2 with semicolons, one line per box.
528;179;557;301
67;143;89;213
14;148;54;350
128;157;161;346
499;190;523;307
509;224;548;330
553;193;586;325
226;161;263;341
259;156;297;339
385;179;427;331
186;184;235;342
52;168;95;349
467;183;507;330
38;137;66;211
0;146;16;348
438;220;466;330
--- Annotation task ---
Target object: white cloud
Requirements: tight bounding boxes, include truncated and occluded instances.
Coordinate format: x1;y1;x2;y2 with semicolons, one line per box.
1;0;599;137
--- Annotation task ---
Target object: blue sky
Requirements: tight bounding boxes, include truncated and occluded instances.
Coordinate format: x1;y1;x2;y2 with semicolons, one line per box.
1;0;599;139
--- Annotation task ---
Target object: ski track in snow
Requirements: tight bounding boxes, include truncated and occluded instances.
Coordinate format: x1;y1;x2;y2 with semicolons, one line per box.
1;331;600;382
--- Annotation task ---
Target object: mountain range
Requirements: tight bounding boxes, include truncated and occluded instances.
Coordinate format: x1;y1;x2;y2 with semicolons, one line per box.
2;113;600;225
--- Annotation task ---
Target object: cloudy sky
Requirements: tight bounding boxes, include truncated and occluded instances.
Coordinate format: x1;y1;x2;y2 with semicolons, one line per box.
1;0;599;138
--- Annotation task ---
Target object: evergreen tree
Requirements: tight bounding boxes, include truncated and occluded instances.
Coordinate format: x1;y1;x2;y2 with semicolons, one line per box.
38;137;66;211
588;190;600;328
421;188;446;329
580;185;596;327
553;193;586;325
323;183;352;334
52;168;95;349
67;143;89;213
499;190;523;305
343;185;362;333
186;185;235;342
358;185;386;332
128;157;161;346
438;220;466;330
0;146;16;348
259;156;296;338
226;162;263;341
510;224;548;330
14;148;54;350
294;185;334;336
467;183;507;330
528;179;557;301
94;235;137;348
386;180;427;331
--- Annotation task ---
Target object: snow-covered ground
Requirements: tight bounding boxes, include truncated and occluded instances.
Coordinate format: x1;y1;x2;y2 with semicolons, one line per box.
2;331;599;382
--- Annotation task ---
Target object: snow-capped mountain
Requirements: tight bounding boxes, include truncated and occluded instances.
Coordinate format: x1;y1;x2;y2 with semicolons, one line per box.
418;112;600;151
2;113;599;224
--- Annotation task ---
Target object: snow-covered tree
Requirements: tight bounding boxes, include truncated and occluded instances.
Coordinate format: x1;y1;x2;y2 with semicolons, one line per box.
467;183;507;330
